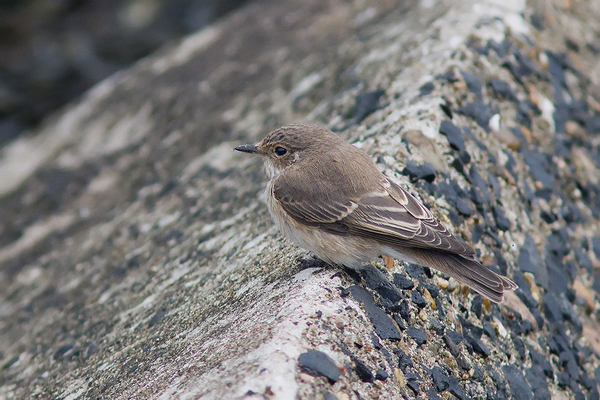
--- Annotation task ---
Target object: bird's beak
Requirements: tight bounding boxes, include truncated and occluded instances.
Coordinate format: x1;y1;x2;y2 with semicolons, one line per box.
234;143;263;155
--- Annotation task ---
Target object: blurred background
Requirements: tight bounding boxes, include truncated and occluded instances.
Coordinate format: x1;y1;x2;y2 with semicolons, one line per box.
0;0;252;148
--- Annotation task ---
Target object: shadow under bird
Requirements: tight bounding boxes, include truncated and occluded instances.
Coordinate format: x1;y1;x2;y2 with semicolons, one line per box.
235;123;517;303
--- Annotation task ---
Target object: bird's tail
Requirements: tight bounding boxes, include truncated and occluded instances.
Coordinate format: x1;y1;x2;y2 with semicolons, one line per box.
388;247;517;303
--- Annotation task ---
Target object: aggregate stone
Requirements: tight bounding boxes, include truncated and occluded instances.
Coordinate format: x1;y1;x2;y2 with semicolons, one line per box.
298;350;341;383
502;364;534;400
393;348;413;370
392;273;414;290
359;265;404;303
419;82;435;96
353;89;385;121
525;366;551;400
517;235;548;288
405;327;427;345
345;285;402;340
460;70;483;98
448;375;468;400
492;205;511;231
545;252;569;294
521;149;554;189
456;100;495;131
411;290;428;309
488;78;518;102
352;357;374;382
439;120;466;152
402;160;437;183
488;39;511;57
429;366;449;392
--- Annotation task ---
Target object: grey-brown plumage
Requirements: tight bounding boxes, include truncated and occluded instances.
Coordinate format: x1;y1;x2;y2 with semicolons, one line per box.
235;123;517;303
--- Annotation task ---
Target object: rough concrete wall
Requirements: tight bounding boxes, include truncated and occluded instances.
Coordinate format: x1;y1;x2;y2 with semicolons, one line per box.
1;0;600;399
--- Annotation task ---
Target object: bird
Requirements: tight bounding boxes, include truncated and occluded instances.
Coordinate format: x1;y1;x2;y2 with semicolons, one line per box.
234;123;517;303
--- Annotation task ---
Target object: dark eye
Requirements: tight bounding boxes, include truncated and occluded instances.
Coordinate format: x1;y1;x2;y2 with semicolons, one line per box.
274;146;287;156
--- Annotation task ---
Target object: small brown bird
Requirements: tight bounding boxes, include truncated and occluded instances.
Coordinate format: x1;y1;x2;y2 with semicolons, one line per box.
235;123;517;303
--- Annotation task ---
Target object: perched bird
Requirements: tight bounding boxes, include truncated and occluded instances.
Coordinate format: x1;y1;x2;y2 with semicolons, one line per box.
235;123;517;303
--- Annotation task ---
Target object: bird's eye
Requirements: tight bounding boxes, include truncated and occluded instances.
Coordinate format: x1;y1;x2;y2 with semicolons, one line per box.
274;147;287;156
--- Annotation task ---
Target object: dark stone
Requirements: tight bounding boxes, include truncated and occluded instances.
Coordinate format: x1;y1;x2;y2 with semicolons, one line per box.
148;310;167;328
430;366;449;392
440;103;453;119
421;283;439;298
525;366;551;400
2;355;20;369
53;343;74;360
483;320;497;341
502;364;534;400
545;252;569;294
488;78;518;102
346;285;402;340
353;89;384;121
513;337;526;360
402;160;437;183
448;375;468;400
393;348;413;370
456;100;495;131
426;388;443;400
393;273;415;290
469;165;491;203
353;357;374;382
419;82;435;96
405;264;425;280
392;314;406;331
488;39;511;57
518;235;548;288
375;369;388;381
586;115;600;133
492;206;511;231
411;290;428;308
464;331;490;357
521;149;554;189
406;327;427;345
436;68;459;83
398;300;411;322
359;265;404;303
530;12;544;30
540;210;558;223
592;237;600;261
547;229;570;257
460;70;483;98
439;120;466;152
298;350;341;383
471;295;482;318
559;350;579;378
405;372;421;395
471;224;484;243
428;318;445;336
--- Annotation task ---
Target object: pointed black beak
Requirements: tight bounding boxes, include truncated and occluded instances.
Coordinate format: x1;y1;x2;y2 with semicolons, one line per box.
234;144;261;154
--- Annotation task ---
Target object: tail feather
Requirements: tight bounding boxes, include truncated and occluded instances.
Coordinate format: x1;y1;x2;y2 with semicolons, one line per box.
387;247;517;303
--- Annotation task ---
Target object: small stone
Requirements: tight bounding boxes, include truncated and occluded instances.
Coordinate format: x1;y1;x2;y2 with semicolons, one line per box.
439;120;466;152
430;366;450;392
298;350;341;383
492;205;511;231
460;70;482;98
419;82;435;96
406;327;427;345
393;273;415;290
375;369;389;381
502;364;534;400
353;89;384;121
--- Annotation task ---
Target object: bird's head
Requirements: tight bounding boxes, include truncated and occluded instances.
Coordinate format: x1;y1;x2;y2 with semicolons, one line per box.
234;123;340;179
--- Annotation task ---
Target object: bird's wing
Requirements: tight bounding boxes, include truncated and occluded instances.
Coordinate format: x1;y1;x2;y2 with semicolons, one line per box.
271;173;357;234
273;171;474;256
343;178;475;256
